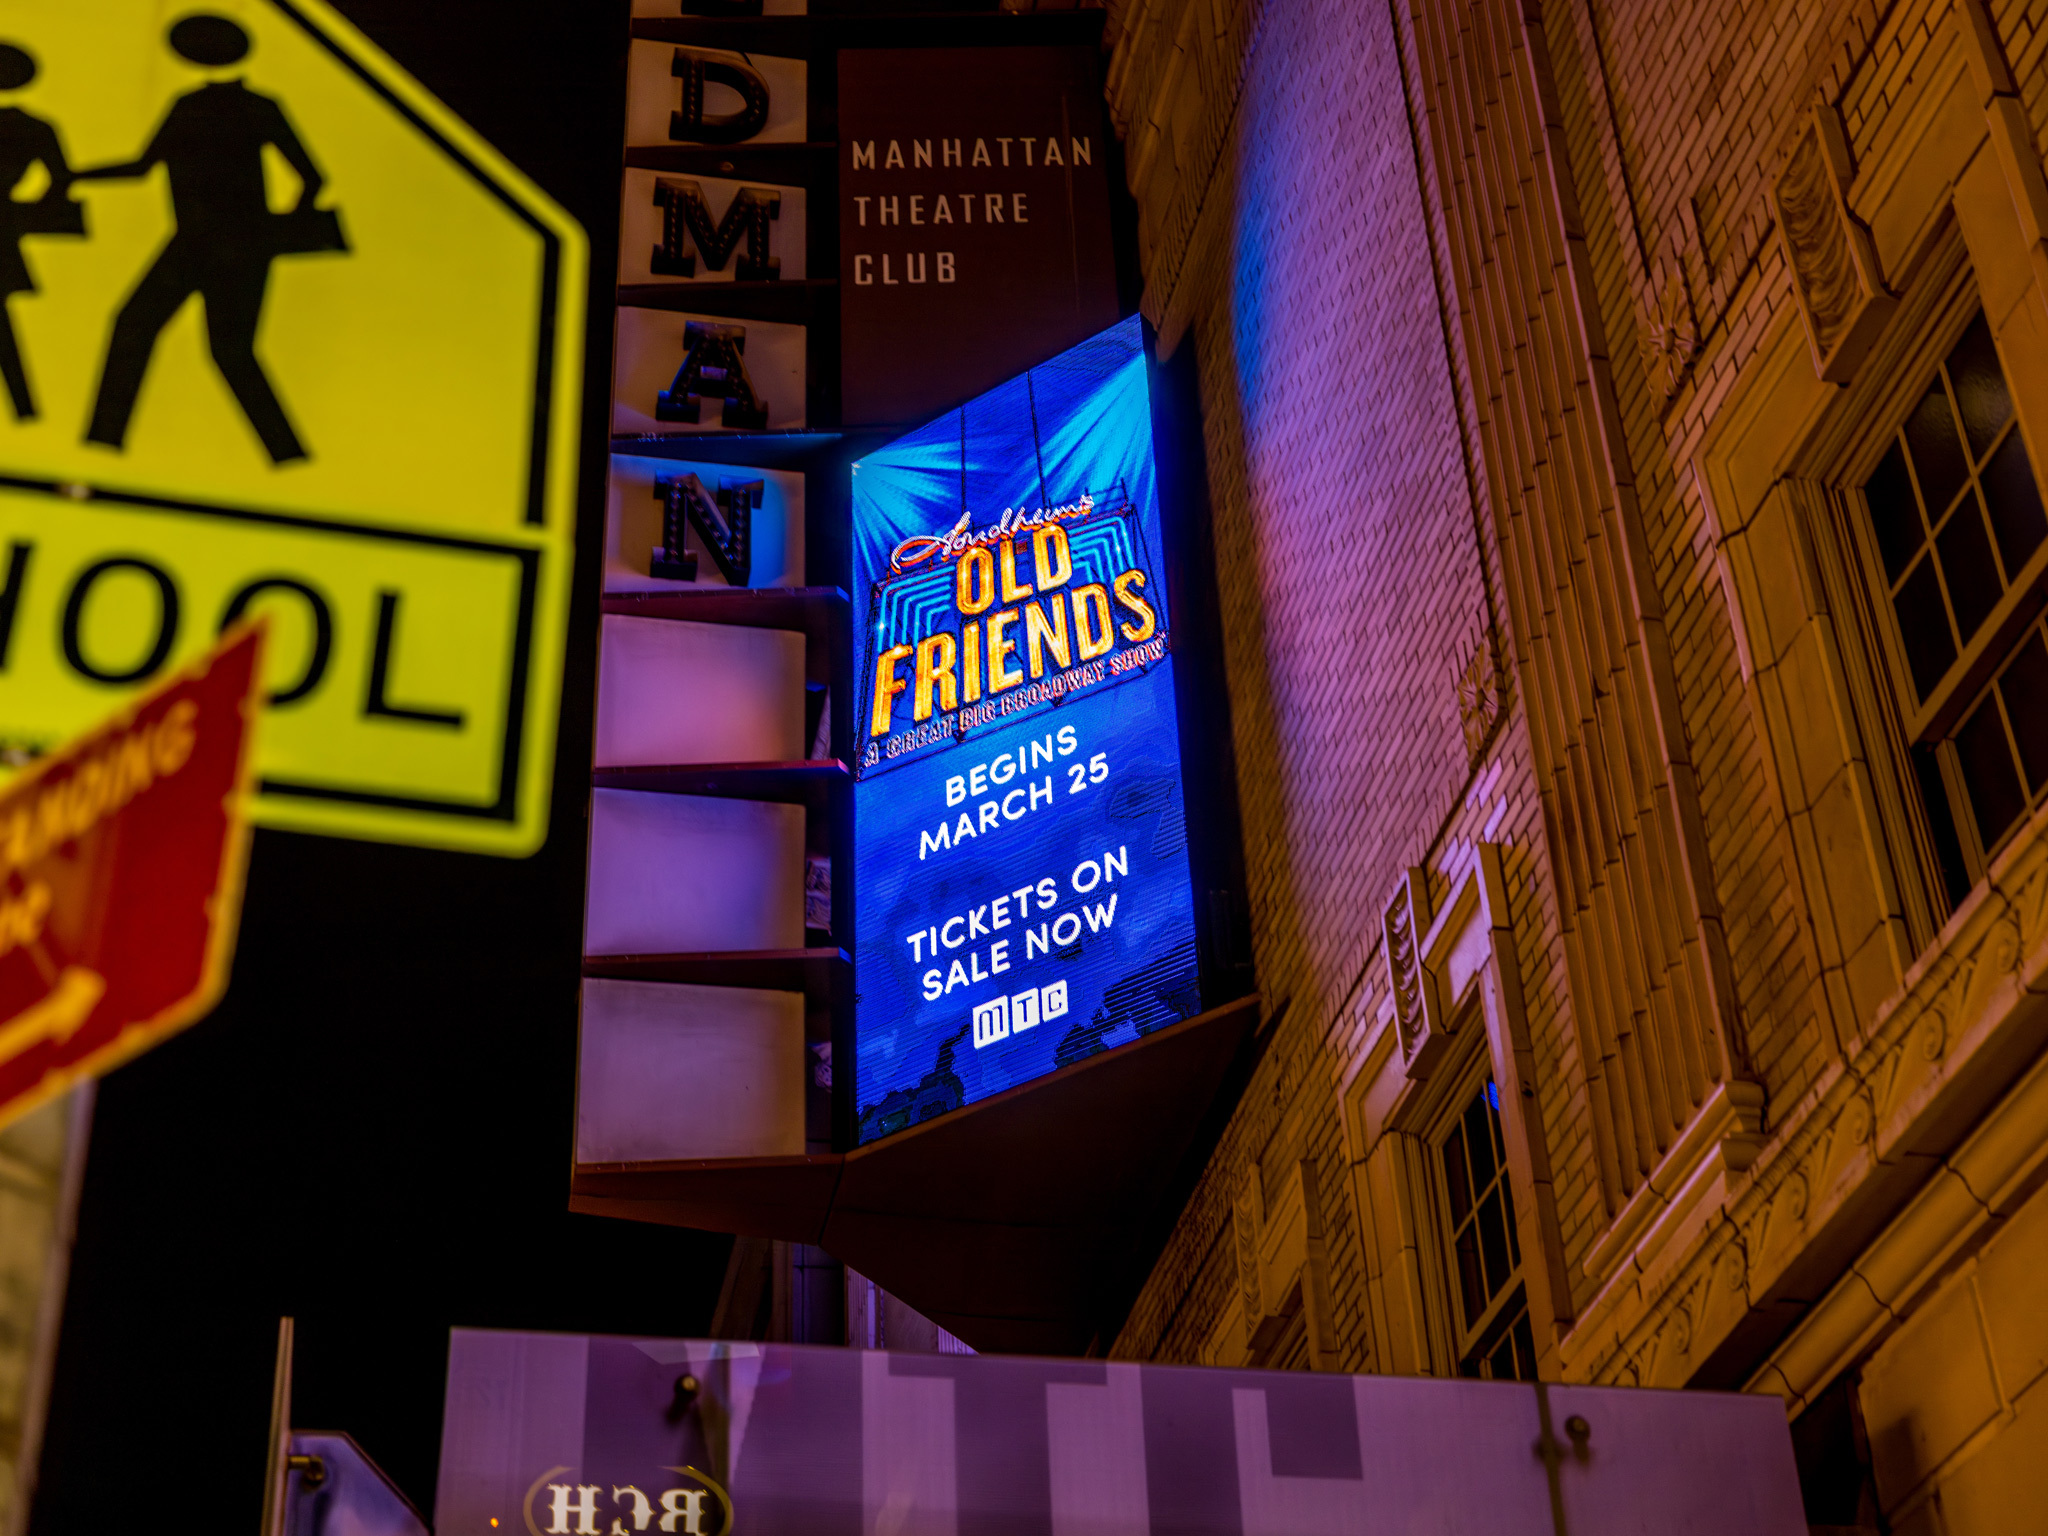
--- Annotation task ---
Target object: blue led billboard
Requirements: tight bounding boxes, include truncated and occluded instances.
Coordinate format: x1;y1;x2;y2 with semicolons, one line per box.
852;318;1199;1143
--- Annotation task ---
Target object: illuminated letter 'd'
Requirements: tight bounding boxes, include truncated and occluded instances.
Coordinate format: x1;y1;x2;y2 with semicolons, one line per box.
669;49;769;145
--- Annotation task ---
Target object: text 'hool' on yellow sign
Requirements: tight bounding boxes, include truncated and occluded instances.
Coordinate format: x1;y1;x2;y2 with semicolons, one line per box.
0;0;587;856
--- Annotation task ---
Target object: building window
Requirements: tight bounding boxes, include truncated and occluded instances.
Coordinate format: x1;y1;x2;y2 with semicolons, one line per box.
1436;1078;1536;1381
1264;1309;1314;1372
1860;310;2048;889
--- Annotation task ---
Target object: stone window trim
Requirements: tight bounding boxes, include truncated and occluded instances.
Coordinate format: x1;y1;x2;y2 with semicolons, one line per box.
1357;842;1573;1375
1363;1014;1499;1380
1815;0;2048;924
1695;0;2048;1071
1780;471;1951;962
1702;238;1983;1083
1428;1064;1539;1381
1838;290;2048;893
1730;232;2048;998
1847;313;2048;750
1783;247;2015;963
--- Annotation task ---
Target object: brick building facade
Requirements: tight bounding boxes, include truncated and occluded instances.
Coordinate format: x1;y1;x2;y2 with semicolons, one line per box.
1098;0;2048;1528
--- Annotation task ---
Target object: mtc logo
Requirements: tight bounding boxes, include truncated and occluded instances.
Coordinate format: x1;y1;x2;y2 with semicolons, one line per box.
535;1470;730;1536
972;979;1068;1049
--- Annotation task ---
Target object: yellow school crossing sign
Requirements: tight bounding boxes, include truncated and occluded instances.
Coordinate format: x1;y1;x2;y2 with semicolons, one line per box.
0;2;586;856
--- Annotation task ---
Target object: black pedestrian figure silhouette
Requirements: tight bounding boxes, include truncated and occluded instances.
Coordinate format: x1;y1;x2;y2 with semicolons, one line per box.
79;15;345;464
0;44;84;422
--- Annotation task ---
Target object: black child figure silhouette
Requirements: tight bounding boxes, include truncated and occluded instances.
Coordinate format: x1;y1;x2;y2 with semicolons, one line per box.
0;44;84;422
80;15;345;464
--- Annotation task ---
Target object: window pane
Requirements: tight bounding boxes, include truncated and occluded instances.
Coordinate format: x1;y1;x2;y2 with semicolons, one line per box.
1980;429;2047;578
1441;1123;1472;1226
1865;440;1925;584
1936;499;2003;643
1913;743;1974;910
1464;1095;1498;1191
1895;555;1958;699
1905;383;1970;520
1487;1331;1517;1381
1477;1188;1512;1300
1510;1311;1538;1382
2001;630;2048;793
1947;313;2013;461
1956;694;2028;853
1454;1224;1487;1331
1461;1292;1534;1382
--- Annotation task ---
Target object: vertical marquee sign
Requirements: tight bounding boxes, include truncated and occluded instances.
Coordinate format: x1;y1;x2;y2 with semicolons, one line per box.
852;318;1198;1143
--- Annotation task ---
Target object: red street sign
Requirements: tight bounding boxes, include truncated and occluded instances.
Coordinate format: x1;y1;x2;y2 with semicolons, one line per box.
0;625;263;1126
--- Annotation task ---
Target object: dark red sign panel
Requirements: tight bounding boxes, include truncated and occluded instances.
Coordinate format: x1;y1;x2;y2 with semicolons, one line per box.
839;46;1121;426
0;626;262;1125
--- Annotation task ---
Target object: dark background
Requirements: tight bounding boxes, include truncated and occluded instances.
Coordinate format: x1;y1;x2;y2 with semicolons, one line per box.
29;4;734;1527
